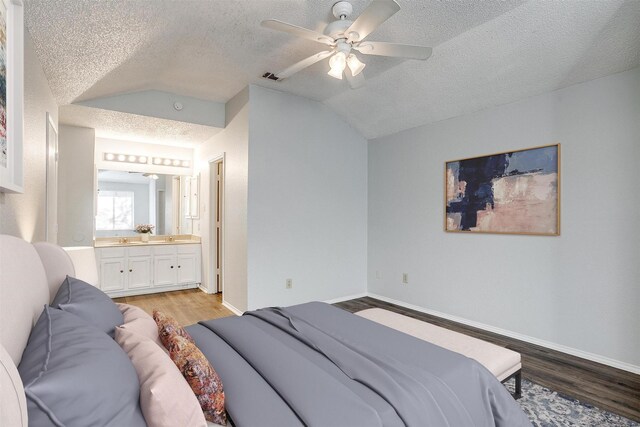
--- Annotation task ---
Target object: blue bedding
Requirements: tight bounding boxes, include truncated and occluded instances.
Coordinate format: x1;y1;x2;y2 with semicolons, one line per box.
186;302;531;427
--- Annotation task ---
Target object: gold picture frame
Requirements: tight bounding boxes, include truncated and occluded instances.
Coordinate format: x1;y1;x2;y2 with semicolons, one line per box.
444;143;560;236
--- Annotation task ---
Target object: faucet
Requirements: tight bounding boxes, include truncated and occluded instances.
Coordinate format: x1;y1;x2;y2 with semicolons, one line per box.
120;237;128;244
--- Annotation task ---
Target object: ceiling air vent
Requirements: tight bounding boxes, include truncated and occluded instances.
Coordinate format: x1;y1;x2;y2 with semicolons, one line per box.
262;72;280;81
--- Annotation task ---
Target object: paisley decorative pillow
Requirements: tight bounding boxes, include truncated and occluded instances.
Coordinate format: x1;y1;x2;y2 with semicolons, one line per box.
165;332;227;425
153;310;195;347
153;310;226;425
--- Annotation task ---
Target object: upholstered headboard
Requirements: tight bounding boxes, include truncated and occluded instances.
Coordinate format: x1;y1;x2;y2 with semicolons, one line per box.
0;235;76;426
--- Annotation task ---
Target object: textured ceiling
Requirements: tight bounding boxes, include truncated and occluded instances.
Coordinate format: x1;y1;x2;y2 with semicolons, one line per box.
60;104;220;147
25;0;640;141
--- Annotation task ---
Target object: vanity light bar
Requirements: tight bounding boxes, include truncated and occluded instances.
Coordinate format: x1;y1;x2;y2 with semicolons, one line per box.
103;153;190;168
152;157;190;168
103;153;149;164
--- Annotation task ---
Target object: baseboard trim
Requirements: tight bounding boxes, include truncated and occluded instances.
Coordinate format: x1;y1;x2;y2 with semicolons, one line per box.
366;292;640;375
324;292;368;304
222;300;244;316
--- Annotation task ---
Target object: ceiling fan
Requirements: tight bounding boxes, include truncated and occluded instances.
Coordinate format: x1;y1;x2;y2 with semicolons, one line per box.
261;0;432;89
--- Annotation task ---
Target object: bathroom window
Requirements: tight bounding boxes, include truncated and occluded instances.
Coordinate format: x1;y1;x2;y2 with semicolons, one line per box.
96;190;134;230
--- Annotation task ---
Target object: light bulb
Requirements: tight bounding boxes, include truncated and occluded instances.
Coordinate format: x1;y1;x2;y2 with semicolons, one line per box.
173;159;181;166
153;157;162;165
117;154;126;162
138;156;147;163
128;155;137;163
105;153;115;161
182;160;190;167
163;159;172;166
347;54;366;76
328;52;346;80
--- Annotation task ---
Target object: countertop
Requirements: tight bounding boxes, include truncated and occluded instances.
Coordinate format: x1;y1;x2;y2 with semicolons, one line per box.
94;235;201;248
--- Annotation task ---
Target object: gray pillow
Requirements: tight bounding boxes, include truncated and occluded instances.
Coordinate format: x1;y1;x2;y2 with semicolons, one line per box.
18;306;147;427
51;275;123;337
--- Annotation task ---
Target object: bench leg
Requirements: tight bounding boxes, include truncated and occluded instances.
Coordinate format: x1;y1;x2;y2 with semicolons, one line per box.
501;370;522;400
513;371;522;400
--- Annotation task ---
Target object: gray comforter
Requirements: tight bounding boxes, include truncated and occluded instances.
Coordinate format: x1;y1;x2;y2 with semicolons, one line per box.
186;302;531;427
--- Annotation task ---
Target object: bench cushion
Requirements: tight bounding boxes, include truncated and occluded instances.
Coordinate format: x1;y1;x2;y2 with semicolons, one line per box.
356;308;521;381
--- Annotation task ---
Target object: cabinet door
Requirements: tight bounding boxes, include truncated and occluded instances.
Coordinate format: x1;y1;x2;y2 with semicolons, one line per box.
177;254;198;284
100;258;126;292
154;255;178;287
127;256;152;289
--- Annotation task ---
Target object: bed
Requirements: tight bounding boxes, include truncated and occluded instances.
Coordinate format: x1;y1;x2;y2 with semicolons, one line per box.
0;235;531;426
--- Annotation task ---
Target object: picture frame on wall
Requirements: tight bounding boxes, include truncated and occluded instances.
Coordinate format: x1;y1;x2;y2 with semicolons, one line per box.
445;143;560;236
0;0;24;193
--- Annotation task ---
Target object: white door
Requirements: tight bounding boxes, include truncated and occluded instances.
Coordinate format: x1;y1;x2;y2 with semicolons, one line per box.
154;255;178;287
209;158;224;293
127;256;152;289
177;254;197;284
100;258;126;291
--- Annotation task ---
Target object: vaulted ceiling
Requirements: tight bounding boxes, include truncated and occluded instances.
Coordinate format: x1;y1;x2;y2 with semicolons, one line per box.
24;0;640;142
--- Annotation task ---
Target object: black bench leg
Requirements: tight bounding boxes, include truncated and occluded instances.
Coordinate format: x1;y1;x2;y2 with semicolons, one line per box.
513;371;522;400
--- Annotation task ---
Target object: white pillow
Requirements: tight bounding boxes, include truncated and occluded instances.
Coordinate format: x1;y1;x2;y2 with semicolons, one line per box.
116;303;168;354
115;327;207;427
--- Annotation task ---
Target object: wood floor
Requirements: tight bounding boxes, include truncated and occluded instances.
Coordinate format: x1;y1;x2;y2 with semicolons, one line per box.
115;290;639;422
335;297;640;423
113;288;234;326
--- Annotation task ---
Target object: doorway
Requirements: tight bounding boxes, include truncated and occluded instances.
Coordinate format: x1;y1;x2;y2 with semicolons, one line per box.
209;156;224;294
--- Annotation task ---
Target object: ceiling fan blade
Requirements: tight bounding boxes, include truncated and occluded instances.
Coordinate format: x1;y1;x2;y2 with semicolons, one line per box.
274;50;334;79
346;0;400;42
355;42;432;60
345;70;365;89
261;20;335;46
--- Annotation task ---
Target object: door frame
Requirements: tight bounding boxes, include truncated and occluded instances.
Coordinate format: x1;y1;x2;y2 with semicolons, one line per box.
45;112;58;243
208;153;225;295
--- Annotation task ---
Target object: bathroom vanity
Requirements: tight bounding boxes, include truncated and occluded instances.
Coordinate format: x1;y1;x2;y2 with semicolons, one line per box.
94;235;201;297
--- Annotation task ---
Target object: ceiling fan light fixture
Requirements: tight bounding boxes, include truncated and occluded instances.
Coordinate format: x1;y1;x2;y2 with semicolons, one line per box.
347;54;365;76
328;51;347;79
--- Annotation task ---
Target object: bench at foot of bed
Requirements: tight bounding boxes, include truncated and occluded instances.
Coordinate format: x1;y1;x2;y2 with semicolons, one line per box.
356;308;522;399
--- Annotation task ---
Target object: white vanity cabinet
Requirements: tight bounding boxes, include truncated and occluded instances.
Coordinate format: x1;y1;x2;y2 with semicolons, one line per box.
95;243;201;297
126;247;154;290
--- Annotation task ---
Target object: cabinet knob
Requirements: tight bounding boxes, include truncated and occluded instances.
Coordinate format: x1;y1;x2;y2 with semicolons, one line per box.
120;270;123;273
170;266;174;269
129;269;133;272
178;265;181;268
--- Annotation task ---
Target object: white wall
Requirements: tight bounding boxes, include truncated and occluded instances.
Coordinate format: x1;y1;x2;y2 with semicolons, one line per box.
246;86;368;310
57;125;95;247
368;67;640;370
0;31;57;241
194;88;249;312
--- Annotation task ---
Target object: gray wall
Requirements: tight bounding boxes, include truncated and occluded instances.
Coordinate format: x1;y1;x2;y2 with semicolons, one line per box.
194;88;249;310
368;67;640;370
57;125;95;247
247;85;368;310
0;31;57;241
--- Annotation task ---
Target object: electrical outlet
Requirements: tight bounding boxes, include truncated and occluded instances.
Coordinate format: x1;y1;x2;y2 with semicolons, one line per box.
286;278;293;289
402;273;408;284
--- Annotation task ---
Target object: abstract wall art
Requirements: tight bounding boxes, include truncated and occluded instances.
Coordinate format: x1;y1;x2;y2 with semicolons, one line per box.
445;144;560;235
0;0;23;193
0;0;8;169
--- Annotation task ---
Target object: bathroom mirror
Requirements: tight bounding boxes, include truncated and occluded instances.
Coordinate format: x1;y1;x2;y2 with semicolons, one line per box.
95;170;196;237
